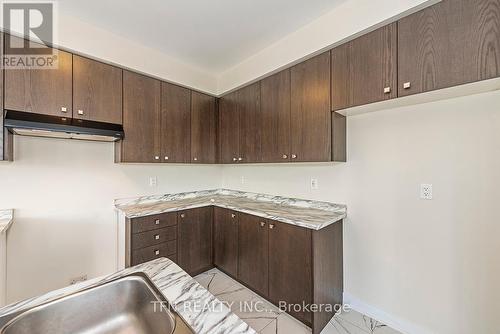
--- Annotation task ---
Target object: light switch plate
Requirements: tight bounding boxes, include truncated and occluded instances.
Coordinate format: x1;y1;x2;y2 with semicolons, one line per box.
149;176;157;187
420;184;433;200
311;178;319;190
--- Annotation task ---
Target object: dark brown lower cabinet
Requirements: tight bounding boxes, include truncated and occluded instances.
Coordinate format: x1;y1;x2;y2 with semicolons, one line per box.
238;213;269;297
177;207;213;276
268;221;313;325
213;208;239;277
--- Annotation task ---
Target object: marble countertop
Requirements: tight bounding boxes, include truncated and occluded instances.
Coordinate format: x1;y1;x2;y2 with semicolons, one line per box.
115;189;346;230
0;210;13;234
0;257;255;334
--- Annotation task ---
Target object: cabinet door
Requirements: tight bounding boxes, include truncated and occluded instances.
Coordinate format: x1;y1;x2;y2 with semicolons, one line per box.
0;33;12;161
290;52;331;162
219;91;240;164
269;221;312;325
178;207;213;276
238;82;261;163
213;208;239;277
161;82;191;163
118;71;161;163
4;36;72;117
331;23;397;110
261;70;291;163
398;0;500;96
238;213;269;297
73;55;123;124
191;91;217;163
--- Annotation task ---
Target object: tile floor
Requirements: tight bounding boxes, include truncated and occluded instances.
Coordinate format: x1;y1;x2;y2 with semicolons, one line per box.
194;268;403;334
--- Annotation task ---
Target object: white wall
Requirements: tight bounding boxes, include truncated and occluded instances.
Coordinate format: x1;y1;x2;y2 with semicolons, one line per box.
0;136;221;303
221;91;500;334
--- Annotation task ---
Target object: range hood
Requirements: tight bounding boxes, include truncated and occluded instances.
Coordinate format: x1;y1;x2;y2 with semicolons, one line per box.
3;110;124;142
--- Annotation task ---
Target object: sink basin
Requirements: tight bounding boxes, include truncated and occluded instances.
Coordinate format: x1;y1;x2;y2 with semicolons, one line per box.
0;272;192;334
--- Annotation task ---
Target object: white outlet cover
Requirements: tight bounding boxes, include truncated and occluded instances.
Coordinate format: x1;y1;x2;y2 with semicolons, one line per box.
149;176;158;187
420;184;433;200
311;178;319;190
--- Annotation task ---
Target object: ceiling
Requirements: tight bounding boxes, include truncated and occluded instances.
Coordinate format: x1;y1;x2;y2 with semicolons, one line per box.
57;0;346;74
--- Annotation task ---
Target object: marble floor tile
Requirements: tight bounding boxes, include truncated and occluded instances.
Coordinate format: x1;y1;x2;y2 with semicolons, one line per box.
195;269;401;334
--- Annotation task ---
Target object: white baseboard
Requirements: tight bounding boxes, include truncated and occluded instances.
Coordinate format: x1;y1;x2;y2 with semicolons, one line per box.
343;292;435;334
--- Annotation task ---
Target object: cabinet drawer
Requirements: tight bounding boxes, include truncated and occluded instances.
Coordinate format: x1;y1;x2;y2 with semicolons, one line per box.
131;241;177;266
131;212;177;234
132;226;177;250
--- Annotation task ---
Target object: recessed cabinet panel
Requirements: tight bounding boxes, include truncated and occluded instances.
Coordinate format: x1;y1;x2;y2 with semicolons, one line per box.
398;0;500;96
213;208;239;277
331;23;397;110
161;82;191;163
73;55;123;124
219;91;240;164
178;207;213;276
191;91;217;163
238;213;269;297
290;52;331;162
260;70;291;162
238;82;261;163
118;71;161;163
4;36;72;117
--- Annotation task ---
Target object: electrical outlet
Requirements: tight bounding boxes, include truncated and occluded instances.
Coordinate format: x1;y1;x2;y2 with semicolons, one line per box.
420;184;433;200
70;275;88;285
310;178;319;190
240;176;246;184
149;176;157;187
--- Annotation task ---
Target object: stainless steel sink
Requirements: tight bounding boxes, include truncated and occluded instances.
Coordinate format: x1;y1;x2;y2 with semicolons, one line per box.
0;273;192;334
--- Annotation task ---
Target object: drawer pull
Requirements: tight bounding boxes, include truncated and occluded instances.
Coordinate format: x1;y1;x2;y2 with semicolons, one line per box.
154;234;160;240
155;219;160;225
269;224;275;229
231;214;236;218
384;87;391;94
403;82;411;89
154;249;160;256
180;213;185;218
260;222;266;227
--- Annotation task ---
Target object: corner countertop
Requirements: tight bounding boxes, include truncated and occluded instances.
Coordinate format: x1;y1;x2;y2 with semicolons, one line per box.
0;210;13;234
115;189;346;230
0;257;255;334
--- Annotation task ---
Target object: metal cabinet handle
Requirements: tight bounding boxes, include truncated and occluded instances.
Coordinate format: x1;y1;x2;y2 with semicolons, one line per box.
232;157;237;162
155;219;160;225
77;109;84;115
193;157;198;161
384;87;391;94
164;156;169;160
260;222;266;227
61;107;67;113
154;249;160;256
180;213;185;218
231;213;236;218
282;154;288;159
269;224;275;229
154;156;160;160
238;157;243;161
403;82;411;89
154;234;160;240
291;154;297;159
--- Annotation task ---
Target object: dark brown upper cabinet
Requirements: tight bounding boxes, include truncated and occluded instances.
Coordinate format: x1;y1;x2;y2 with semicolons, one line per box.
213;208;239;277
191;91;217;164
219;91;240;164
1;33;13;162
116;71;161;163
161;82;191;163
177;207;213;276
331;23;397;110
290;52;331;162
238;82;261;163
73;55;123;124
398;0;500;96
4;36;72;117
238;213;269;297
260;70;291;162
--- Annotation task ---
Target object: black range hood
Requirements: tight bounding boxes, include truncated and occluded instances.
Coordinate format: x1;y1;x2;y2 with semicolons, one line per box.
3;110;124;142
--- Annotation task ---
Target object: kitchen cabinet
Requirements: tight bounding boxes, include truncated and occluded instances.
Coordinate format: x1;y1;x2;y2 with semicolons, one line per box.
290;52;331;162
268;221;313;325
191;91;217;163
260;70;291;162
161;82;191;163
4;35;72;117
213;208;239;277
72;55;123;124
238;213;269;297
398;0;500;96
238;82;261;163
116;71;161;163
0;33;13;162
219;91;240;163
177;207;213;276
331;23;397;110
